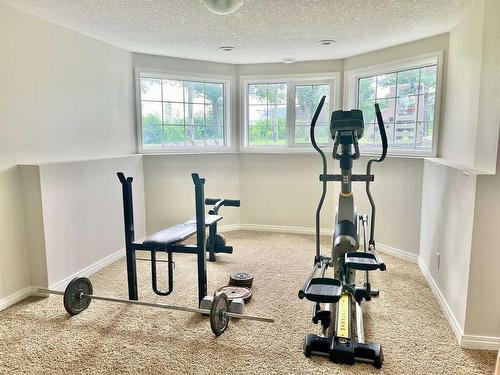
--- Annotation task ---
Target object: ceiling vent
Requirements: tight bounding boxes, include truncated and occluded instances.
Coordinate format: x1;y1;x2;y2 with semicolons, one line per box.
281;58;296;64
219;46;236;51
319;39;336;45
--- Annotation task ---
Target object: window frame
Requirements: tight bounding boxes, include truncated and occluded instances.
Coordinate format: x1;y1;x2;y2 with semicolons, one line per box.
135;68;233;154
344;52;444;157
240;73;340;152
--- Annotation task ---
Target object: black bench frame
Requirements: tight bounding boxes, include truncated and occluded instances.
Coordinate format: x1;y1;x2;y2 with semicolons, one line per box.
117;172;214;304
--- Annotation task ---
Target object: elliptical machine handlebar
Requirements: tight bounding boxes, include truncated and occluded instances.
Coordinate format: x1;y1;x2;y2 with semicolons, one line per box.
374;103;388;162
310;95;327;263
366;103;388;247
310;95;327;162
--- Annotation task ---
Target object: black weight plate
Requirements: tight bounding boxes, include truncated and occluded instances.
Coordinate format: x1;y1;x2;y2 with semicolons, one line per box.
229;272;254;288
208;234;226;248
215;285;252;304
210;292;229;336
64;277;93;316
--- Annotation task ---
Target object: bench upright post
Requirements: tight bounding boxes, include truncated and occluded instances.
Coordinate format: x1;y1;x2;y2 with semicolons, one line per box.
192;173;208;304
117;173;138;301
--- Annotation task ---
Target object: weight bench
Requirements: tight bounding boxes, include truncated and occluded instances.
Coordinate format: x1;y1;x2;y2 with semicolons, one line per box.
117;172;240;304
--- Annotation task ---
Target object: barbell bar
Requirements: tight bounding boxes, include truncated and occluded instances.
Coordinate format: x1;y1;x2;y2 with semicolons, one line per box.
35;277;274;336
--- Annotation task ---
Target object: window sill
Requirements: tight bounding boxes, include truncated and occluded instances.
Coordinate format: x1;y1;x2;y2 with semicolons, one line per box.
240;146;432;159
425;158;494;175
139;146;237;156
138;145;434;159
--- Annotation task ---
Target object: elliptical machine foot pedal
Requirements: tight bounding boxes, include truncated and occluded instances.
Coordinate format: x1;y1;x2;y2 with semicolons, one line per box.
345;252;380;271
303;278;342;303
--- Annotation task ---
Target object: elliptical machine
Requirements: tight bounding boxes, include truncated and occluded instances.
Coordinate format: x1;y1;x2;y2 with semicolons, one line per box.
298;96;388;368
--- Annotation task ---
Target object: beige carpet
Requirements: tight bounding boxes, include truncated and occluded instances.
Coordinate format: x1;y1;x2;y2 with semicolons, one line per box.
0;231;497;374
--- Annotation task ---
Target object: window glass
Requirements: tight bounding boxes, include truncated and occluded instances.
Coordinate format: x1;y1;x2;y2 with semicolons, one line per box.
357;64;437;152
248;83;287;145
140;76;225;148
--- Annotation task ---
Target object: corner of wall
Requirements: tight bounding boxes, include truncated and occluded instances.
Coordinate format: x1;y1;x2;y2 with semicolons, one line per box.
19;165;48;288
0;166;32;307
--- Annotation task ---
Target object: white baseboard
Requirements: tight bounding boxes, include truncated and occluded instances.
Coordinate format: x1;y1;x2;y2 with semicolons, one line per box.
375;243;418;263
0;287;34;311
236;223;332;235
48;247;126;291
418;258;464;345
234;223;418;263
461;335;500;351
0;248;126;310
418;258;500;351
218;223;242;233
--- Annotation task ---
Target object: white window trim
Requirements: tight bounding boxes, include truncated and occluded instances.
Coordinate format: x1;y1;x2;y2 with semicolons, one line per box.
343;51;444;158
240;72;341;152
135;67;235;154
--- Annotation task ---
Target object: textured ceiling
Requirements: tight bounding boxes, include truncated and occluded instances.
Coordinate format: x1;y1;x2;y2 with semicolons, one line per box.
2;0;473;64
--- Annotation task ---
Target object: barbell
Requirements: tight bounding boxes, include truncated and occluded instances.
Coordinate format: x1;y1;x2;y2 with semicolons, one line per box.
36;277;274;336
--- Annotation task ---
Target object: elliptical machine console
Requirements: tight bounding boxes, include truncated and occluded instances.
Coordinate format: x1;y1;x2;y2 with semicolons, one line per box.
298;96;388;368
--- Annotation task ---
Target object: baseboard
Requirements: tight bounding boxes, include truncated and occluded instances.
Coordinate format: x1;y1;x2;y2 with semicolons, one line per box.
461;335;500;351
418;258;465;346
375;243;418;263
233;223;418;263
0;287;34;311
218;223;242;233
419;258;499;350
235;223;332;235
48;247;126;291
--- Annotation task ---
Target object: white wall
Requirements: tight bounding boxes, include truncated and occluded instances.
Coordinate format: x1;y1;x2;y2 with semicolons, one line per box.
418;0;500;348
463;0;500;342
438;2;485;164
239;154;423;255
0;5;135;169
0;4;135;301
343;33;449;71
19;166;47;288
36;156;145;288
419;161;477;332
466;140;500;339
474;0;500;173
143;154;240;234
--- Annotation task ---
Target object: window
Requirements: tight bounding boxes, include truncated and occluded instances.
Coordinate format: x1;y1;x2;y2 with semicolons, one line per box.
248;83;287;145
138;72;229;151
294;84;331;144
243;75;337;148
345;53;442;156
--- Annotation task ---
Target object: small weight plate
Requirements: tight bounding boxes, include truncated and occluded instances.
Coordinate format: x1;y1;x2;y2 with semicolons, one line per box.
64;277;93;316
215;285;252;304
210;292;229;336
229;272;254;288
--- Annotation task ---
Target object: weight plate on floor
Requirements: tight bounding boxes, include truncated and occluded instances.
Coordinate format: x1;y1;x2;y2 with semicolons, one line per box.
229;272;254;288
63;277;93;316
215;285;252;303
210;292;229;336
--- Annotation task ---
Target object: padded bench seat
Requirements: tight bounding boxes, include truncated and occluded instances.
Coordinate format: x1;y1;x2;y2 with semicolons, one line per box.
142;215;222;247
184;214;222;226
